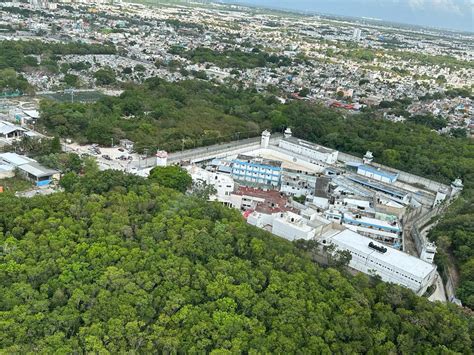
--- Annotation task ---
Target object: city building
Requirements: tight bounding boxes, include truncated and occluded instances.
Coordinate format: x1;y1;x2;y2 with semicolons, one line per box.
346;174;411;204
341;212;402;247
186;165;234;205
352;28;362;41
230;186;290;213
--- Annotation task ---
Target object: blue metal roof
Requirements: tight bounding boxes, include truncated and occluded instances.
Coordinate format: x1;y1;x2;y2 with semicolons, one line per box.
357;164;398;181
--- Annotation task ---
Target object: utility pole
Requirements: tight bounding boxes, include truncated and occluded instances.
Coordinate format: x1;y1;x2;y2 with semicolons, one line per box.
64;88;75;103
111;137;114;147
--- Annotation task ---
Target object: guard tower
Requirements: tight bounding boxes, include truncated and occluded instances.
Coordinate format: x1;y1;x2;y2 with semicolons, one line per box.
420;242;437;264
261;130;271;149
433;187;448;207
156;150;168;167
450;178;463;197
363;150;373;165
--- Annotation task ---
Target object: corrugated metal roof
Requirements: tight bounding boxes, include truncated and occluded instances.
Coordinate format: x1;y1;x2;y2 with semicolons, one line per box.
0;121;26;135
19;162;58;178
0;152;33;166
357;164;398;180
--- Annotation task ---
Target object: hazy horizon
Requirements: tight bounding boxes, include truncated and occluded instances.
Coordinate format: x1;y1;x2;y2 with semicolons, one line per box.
222;0;473;33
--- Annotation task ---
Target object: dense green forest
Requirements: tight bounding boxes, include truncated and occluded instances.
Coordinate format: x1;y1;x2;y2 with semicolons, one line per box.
0;170;472;352
38;78;473;306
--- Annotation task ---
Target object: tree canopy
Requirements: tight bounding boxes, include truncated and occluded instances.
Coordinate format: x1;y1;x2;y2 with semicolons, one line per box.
149;165;192;193
0;171;472;353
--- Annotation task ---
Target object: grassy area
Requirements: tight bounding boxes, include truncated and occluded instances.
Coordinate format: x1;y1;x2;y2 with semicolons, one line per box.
0;176;33;193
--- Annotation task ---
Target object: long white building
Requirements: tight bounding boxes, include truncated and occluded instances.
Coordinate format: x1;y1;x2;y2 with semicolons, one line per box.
323;229;437;295
278;136;339;165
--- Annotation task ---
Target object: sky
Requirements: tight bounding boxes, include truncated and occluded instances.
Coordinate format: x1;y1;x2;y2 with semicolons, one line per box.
223;0;474;32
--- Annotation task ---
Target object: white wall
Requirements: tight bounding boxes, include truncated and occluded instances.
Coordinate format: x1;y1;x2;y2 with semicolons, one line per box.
271;213;315;241
279;140;338;164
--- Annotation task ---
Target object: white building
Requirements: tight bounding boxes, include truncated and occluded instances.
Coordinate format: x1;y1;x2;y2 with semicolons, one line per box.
278;136;339;165
185;165;234;205
280;168;318;197
450;178;463;197
341;212;402;248
323;229;437;295
272;211;316;241
352;28;362;41
420;242;437;264
155;150;168;167
347;162;399;184
248;211;316;241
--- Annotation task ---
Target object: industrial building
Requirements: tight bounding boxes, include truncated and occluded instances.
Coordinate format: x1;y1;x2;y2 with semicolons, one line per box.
0;152;59;186
341;212;402;248
322;229;437;295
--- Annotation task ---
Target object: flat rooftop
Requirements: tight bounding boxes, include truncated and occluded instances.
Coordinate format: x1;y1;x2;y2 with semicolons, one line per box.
0;121;26;135
0;152;34;166
235;154;282;168
330;229;435;279
343;212;400;232
234;186;291;214
282;136;335;154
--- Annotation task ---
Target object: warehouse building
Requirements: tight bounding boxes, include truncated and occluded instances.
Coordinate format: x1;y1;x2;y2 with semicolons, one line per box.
0;152;59;186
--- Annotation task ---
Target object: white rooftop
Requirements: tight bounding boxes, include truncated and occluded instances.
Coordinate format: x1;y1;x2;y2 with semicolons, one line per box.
344;212;400;231
23;110;40;119
0;152;34;166
330;229;435;279
0;121;26;135
283;136;335;154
